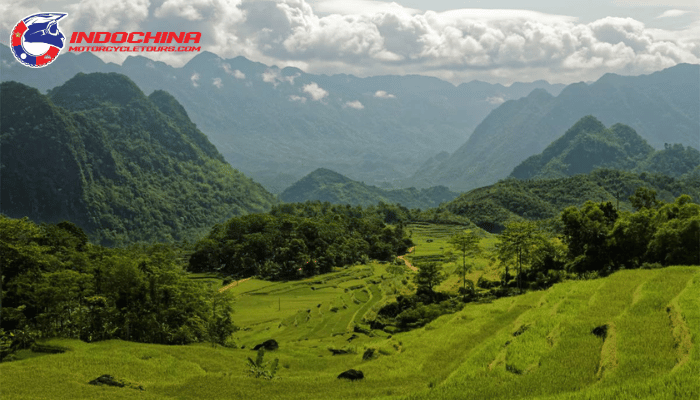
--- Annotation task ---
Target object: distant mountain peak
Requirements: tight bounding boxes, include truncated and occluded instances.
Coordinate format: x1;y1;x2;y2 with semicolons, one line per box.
48;72;146;110
527;88;554;100
305;168;353;184
510;116;655;179
281;168;458;209
184;51;222;68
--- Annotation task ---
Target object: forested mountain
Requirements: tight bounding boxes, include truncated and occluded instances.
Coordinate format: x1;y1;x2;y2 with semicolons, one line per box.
0;73;275;245
412;63;700;191
0;43;565;192
510;116;699;180
438;169;700;233
280;168;458;209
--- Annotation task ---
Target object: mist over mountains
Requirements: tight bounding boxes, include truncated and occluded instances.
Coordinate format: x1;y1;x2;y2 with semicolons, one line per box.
0;43;564;192
412;63;700;191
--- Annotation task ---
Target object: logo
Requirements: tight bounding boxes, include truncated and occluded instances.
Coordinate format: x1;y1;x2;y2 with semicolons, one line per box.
10;13;67;68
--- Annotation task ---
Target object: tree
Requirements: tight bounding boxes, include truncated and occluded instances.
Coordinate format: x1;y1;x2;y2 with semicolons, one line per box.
561;201;618;274
495;221;543;292
413;262;445;293
629;187;661;211
448;231;481;292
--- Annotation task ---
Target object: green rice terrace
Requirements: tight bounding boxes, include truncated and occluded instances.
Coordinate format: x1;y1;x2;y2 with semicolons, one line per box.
1;222;698;400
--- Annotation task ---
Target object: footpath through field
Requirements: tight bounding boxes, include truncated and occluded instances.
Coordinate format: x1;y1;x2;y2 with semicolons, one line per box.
218;277;251;292
397;247;417;272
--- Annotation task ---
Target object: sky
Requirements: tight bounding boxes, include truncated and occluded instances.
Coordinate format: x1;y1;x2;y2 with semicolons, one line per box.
2;0;699;85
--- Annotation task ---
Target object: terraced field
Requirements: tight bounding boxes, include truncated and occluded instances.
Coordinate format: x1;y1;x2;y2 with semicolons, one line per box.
1;263;698;400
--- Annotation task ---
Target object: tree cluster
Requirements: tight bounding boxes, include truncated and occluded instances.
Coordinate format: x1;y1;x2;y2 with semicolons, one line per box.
495;188;698;291
562;188;699;273
188;201;413;280
1;216;235;360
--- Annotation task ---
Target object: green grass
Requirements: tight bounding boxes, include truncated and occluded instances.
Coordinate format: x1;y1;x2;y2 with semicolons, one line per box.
405;223;502;291
2;261;699;399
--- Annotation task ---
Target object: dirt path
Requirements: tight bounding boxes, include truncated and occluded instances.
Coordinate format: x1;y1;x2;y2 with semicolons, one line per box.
218;277;251;292
397;247;418;272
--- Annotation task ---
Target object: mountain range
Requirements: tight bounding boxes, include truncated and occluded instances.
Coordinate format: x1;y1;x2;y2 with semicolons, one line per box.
411;63;700;191
280;168;458;209
510;116;700;180
0;73;275;245
0;43;565;192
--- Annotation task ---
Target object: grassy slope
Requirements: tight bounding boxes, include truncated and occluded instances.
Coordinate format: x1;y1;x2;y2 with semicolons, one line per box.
1;227;698;399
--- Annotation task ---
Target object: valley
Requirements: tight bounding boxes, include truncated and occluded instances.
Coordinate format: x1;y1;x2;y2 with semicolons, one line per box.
1;30;699;400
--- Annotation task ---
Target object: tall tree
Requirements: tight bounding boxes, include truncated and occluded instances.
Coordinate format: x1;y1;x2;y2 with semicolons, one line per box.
413;262;445;293
448;231;481;292
496;221;543;292
561;201;618;274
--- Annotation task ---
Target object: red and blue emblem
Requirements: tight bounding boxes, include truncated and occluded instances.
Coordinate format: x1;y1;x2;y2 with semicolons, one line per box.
10;13;67;68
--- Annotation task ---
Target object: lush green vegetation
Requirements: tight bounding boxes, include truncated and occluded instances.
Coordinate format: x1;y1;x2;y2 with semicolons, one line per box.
189;201;413;280
0;75;275;246
280;168;458;209
562;189;699;272
1;264;697;399
0;216;236;356
511;115;699;180
441;168;700;233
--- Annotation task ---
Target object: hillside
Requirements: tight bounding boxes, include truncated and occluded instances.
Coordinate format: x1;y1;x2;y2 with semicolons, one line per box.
634;143;700;177
1;264;698;399
510;115;700;179
511;116;699;180
0;43;565;191
280;168;458;209
0;74;275;244
413;63;700;191
439;169;700;232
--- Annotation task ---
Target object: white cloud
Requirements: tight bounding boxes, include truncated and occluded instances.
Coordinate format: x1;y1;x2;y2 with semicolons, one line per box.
191;72;200;87
284;73;301;84
0;1;40;40
156;0;238;21
222;62;246;79
262;68;300;86
313;0;420;16
289;95;307;103
374;90;396;98
262;69;280;86
212;77;223;88
302;82;329;101
65;0;150;32
655;9;691;19
344;100;364;109
486;96;505;104
613;0;696;6
10;0;697;85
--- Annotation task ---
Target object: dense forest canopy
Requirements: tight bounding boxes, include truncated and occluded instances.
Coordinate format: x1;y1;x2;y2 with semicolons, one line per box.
189;202;413;280
441;168;700;233
0;216;235;353
0;75;275;246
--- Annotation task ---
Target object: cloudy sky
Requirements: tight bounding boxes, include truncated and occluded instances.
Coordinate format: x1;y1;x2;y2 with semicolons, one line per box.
2;0;699;84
